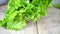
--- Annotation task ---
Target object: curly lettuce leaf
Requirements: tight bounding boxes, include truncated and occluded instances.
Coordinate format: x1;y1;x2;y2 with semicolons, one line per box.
0;0;52;30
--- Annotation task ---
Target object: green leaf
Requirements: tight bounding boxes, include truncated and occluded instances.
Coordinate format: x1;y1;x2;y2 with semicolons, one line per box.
0;0;52;30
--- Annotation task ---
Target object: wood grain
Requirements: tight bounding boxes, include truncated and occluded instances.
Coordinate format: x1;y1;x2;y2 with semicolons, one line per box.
37;7;60;34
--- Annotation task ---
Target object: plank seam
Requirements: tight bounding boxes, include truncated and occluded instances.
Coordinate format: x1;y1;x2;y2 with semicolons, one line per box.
36;21;39;34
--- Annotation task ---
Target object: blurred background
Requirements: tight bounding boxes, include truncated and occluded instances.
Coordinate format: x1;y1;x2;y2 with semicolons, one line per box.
53;0;60;4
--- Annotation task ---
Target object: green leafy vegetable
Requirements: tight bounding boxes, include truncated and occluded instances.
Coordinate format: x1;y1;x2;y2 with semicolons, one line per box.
0;0;52;30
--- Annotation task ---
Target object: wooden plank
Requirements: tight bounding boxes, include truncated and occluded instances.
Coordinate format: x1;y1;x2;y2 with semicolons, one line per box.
37;7;60;34
0;21;37;34
0;5;37;34
37;19;47;34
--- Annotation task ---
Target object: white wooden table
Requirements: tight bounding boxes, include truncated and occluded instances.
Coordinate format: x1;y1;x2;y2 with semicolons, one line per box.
0;5;60;34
